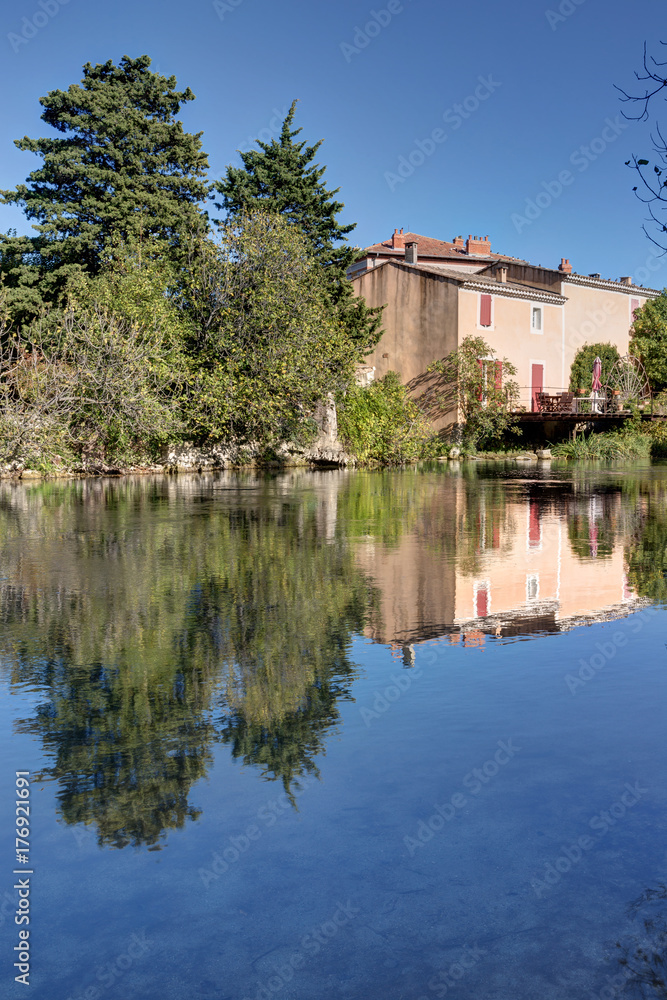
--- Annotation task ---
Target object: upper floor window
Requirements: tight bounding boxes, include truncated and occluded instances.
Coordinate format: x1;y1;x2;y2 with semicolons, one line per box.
531;306;543;332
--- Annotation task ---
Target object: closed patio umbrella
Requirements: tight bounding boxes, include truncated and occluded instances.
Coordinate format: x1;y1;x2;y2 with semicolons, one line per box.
592;356;602;412
592;356;602;392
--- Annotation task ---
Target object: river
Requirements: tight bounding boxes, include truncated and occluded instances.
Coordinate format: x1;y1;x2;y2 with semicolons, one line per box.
0;463;665;999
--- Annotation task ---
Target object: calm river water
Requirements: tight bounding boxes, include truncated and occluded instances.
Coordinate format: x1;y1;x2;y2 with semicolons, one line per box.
1;463;666;1000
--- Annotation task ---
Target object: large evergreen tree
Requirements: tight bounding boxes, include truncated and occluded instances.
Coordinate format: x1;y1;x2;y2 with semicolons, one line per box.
1;55;210;322
215;101;382;352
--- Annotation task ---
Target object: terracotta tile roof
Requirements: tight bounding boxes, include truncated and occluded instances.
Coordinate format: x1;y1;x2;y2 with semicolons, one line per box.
364;232;463;257
362;231;527;264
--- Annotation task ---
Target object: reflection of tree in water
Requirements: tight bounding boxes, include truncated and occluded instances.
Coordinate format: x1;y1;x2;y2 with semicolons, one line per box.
567;491;618;561
0;476;372;847
627;502;667;603
611;884;667;998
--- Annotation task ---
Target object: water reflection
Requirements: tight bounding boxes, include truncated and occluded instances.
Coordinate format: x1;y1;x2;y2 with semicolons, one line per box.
611;884;667;998
0;464;664;847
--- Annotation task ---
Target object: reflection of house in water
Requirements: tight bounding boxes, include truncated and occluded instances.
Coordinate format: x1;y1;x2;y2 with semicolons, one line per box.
353;479;643;649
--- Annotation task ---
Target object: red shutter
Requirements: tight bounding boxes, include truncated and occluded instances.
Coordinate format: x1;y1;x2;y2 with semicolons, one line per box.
529;501;541;547
476;586;488;618
477;358;484;401
480;294;492;327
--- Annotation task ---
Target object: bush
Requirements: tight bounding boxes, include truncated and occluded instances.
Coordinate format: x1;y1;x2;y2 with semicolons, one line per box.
337;372;436;464
569;343;620;393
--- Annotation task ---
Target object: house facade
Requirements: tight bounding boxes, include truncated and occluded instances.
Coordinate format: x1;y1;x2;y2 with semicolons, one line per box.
349;230;660;424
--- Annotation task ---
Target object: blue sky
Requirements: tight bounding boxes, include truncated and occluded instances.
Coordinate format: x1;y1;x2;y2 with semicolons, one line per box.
0;0;665;286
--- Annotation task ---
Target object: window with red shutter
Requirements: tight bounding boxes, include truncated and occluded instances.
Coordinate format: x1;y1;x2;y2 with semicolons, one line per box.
480;294;492;327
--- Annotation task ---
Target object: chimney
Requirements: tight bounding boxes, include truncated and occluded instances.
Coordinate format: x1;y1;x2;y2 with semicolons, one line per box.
466;234;491;256
497;265;508;283
453;235;465;248
619;276;632;285
404;240;418;265
558;258;573;274
391;227;405;250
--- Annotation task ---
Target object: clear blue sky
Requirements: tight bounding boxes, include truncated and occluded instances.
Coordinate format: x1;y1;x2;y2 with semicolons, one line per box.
1;0;665;286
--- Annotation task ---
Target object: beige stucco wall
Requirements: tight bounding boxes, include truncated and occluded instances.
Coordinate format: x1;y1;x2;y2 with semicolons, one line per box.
458;289;565;403
352;262;459;384
560;282;653;385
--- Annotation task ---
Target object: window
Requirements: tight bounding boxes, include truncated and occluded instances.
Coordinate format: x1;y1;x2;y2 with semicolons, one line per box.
480;294;492;327
526;574;539;601
531;306;542;332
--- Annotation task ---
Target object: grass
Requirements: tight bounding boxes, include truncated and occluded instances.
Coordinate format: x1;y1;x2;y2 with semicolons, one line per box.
551;429;652;461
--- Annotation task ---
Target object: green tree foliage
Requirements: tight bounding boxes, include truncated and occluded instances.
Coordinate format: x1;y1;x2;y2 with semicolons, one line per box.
630;290;667;393
182;210;358;446
427;335;520;447
0;55;210;323
337;371;436;464
0;277;182;469
569;342;621;393
215;101;382;352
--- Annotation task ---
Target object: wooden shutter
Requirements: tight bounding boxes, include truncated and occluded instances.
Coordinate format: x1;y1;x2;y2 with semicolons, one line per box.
480;294;492;327
529;501;541;547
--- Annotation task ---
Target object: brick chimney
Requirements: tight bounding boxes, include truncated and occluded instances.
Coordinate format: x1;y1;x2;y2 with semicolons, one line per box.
619;276;632;285
466;234;491;256
558;258;573;274
391;228;405;250
497;265;508;283
453;235;465;248
405;240;418;265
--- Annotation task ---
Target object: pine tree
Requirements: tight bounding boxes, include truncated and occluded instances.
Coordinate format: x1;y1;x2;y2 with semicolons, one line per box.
1;55;210;322
215;101;382;352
